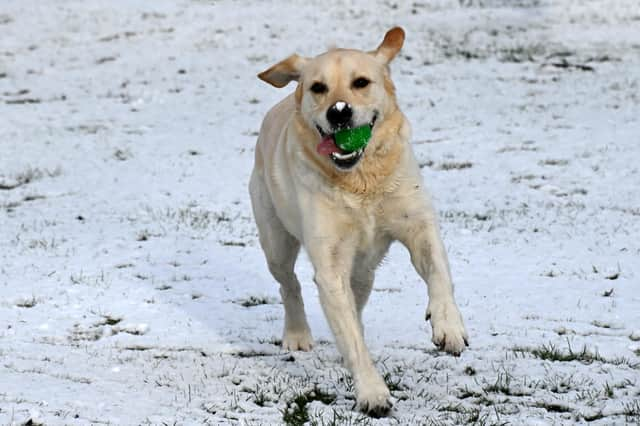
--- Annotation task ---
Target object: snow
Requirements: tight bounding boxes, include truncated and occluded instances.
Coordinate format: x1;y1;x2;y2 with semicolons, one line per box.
1;0;639;424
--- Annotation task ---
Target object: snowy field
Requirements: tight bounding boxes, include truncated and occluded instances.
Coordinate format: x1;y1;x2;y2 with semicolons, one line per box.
1;0;640;424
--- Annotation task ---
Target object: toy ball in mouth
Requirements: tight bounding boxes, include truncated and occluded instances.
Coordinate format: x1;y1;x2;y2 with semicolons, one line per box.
334;124;372;152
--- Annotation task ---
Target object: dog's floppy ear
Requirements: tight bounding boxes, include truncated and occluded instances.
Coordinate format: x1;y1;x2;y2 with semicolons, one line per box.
258;54;308;88
372;27;405;64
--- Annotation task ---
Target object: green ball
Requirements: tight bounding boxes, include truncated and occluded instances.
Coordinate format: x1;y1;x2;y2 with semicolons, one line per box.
334;125;372;152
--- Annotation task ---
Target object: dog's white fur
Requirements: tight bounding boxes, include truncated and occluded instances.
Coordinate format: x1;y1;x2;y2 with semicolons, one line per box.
250;28;468;415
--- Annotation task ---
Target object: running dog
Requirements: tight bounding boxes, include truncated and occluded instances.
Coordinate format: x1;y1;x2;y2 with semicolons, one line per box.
250;27;468;416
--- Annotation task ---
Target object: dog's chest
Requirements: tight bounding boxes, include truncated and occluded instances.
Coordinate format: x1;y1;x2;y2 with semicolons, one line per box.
338;193;392;248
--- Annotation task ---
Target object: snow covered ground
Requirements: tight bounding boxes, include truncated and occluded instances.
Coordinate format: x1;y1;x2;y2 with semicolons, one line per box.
1;0;639;424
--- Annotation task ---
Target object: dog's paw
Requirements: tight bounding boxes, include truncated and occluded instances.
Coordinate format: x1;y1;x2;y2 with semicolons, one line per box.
426;301;469;356
282;329;314;351
355;376;392;417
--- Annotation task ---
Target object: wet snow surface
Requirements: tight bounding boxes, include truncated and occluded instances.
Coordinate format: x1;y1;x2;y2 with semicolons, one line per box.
1;0;640;424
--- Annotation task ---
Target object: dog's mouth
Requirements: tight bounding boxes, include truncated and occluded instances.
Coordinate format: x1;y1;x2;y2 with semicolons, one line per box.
316;114;377;170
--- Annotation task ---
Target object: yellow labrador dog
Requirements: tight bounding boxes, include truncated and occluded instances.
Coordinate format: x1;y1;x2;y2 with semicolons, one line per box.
250;27;468;415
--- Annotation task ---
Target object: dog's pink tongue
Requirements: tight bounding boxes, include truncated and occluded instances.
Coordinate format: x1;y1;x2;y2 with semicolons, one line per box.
317;135;340;155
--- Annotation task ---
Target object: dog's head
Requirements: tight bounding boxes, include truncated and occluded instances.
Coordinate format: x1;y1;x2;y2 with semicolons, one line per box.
258;28;405;171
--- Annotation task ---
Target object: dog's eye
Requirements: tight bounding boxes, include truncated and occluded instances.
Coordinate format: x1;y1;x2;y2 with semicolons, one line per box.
352;77;370;89
310;82;328;94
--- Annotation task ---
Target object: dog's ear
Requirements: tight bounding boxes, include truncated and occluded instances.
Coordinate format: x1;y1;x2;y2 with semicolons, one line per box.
372;27;405;64
258;54;308;88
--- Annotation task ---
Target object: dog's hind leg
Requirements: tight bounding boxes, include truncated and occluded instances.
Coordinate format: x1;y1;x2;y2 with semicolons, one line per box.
350;266;374;334
249;171;313;351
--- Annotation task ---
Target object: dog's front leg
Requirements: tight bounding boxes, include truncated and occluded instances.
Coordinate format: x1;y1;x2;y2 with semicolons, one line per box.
306;232;391;416
400;213;469;355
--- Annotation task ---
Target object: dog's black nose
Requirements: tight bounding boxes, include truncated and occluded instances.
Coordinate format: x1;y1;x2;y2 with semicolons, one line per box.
326;101;352;128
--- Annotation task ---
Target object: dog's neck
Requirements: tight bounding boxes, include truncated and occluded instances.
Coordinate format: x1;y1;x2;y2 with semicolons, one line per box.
295;110;408;196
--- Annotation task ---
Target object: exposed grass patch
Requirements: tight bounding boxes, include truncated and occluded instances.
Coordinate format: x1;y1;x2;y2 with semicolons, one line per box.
282;386;336;426
437;161;473;171
534;401;572;413
0;166;61;190
100;314;122;326
438;402;467;413
601;288;614;297
539;158;569;166
242;384;272;407
257;336;282;347
511;173;548;184
464;365;477;376
114;148;132;161
482;372;531;397
514;342;640;369
539;372;587;394
458;386;483;399
497;145;538;153
231;350;273;358
15;296;38;308
23;194;46;202
309;408;373;426
591;320;622;330
220;240;247;247
581;411;605;422
382;369;406;392
161;206;231;230
236;295;278;307
438;405;503;426
623;400;640;418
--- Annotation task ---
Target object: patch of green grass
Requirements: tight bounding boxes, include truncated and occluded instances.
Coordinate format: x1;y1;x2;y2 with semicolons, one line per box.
458;385;482;399
252;388;270;407
309;408;372;426
15;296;37;308
257;336;283;347
220;240;247;247
475;395;496;406
539;158;569;166
623;400;640;418
382;365;406;392
282;387;336;426
453;408;507;426
438;161;473;171
514;342;639;368
581;411;605;422
591;320;622;329
534;401;572;413
603;382;614;398
232;350;272;358
237;295;277;307
100;314;122;326
463;365;477;376
482;372;531;397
